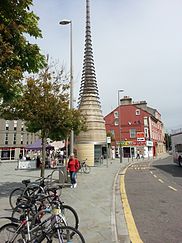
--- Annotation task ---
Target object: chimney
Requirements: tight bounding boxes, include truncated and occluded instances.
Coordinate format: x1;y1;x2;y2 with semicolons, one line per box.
135;100;147;109
120;96;132;105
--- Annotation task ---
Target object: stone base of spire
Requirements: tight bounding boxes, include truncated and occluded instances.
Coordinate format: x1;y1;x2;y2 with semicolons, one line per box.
75;143;94;166
75;142;107;166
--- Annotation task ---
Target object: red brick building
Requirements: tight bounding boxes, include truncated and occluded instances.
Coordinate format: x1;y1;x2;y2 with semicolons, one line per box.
104;96;165;159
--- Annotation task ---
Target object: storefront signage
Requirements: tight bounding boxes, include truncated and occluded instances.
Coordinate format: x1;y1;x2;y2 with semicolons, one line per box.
117;140;146;146
146;141;153;146
137;132;145;141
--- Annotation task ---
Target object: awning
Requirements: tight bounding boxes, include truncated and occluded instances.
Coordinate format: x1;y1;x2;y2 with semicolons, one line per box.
26;139;54;150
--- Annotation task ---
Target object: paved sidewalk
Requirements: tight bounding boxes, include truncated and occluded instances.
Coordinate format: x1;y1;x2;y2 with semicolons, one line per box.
0;155;169;242
0;158;130;242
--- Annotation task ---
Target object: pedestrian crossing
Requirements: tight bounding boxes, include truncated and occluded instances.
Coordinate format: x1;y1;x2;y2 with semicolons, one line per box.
129;164;150;170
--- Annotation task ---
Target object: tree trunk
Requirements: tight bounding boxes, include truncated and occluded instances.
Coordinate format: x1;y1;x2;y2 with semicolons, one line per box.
40;137;46;178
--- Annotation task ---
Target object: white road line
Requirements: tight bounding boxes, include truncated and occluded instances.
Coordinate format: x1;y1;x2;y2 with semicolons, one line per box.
168;186;177;191
150;171;153;174
158;179;164;183
153;174;157;178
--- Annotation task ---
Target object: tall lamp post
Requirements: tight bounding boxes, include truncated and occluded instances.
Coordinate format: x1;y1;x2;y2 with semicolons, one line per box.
59;19;74;155
118;89;124;163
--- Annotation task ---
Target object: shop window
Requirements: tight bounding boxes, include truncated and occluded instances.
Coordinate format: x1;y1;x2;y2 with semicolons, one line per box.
11;150;15;160
1;150;10;160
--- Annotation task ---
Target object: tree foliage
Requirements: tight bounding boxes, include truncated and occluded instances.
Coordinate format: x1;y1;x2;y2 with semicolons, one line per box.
0;0;45;102
1;65;86;177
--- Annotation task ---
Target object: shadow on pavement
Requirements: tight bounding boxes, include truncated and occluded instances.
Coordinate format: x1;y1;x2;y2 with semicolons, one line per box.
0;182;22;199
153;163;182;178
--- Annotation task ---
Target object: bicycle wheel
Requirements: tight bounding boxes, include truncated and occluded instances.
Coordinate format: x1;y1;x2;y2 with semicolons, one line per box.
31;204;79;230
11;203;37;222
60;204;79;229
48;225;85;243
23;184;44;198
83;165;91;174
0;223;24;242
9;188;24;209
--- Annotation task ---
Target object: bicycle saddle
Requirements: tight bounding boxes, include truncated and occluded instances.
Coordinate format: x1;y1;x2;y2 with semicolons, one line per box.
22;179;31;185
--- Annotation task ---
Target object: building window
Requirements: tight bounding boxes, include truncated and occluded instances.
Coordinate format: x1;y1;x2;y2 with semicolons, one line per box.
144;128;149;138
130;128;136;138
114;119;119;126
144;117;148;126
21;134;23;145
27;133;29;144
14;120;17;131
110;129;115;137
21;122;24;131
5;133;8;145
114;111;118;118
5;120;9;130
136;109;140;116
13;133;16;145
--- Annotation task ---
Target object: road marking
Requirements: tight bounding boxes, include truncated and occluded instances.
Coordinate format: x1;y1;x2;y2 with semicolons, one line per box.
168;186;177;191
120;167;143;243
150;171;153;175
153;174;157;178
158;179;164;183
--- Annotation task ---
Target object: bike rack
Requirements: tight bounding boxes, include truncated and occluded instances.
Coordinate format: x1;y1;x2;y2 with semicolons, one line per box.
50;167;65;186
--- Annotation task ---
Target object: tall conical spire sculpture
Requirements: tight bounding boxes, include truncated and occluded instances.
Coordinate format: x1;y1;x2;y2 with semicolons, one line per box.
76;0;106;166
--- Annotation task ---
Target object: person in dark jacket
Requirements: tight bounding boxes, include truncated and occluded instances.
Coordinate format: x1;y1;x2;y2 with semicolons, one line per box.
67;153;79;188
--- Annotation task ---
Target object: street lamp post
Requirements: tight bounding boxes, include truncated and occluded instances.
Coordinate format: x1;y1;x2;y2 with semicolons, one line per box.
118;89;124;163
59;20;74;155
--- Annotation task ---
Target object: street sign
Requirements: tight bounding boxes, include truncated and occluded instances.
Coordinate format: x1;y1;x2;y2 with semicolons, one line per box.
107;137;111;144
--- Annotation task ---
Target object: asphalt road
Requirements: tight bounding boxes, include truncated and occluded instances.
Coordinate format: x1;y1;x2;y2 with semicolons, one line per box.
124;156;182;243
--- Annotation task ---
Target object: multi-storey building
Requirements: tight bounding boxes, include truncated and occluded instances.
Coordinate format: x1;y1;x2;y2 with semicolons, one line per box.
0;119;39;161
104;96;165;158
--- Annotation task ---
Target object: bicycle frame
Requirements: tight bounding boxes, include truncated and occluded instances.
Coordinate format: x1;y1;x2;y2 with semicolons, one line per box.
7;207;67;242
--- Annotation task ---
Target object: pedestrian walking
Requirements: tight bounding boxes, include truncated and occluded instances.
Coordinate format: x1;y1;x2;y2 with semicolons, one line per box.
67;153;80;188
136;150;140;160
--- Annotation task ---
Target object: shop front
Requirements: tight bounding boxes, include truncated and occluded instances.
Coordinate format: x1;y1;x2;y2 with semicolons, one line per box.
0;147;25;161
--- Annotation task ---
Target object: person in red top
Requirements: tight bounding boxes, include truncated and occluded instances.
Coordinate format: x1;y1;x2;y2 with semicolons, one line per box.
67;153;80;188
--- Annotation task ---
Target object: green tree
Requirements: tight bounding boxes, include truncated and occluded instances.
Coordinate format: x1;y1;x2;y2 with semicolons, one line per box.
2;66;86;177
0;0;45;102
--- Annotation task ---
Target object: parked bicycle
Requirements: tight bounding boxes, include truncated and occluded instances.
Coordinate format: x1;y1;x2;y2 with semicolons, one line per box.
11;185;79;230
0;201;85;242
9;176;51;209
79;159;91;174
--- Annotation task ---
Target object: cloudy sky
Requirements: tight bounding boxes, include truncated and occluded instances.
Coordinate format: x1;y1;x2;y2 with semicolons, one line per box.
32;0;182;131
